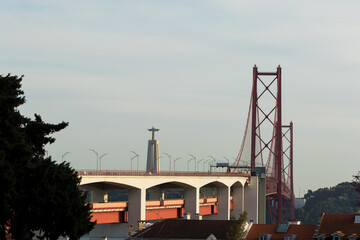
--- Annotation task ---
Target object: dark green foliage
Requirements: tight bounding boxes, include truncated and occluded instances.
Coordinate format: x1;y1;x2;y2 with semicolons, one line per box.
0;74;95;240
226;211;247;240
295;182;360;224
353;172;360;206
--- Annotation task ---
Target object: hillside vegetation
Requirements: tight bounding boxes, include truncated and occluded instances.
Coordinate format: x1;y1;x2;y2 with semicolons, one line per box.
295;182;360;224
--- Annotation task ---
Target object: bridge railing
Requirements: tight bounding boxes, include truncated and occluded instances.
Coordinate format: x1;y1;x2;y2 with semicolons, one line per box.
76;169;250;177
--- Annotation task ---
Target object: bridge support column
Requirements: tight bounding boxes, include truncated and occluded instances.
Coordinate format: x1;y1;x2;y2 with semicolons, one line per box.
184;187;199;219
91;190;108;203
244;174;266;224
128;188;146;229
147;187;164;201
245;176;258;223
232;185;244;219
217;186;230;220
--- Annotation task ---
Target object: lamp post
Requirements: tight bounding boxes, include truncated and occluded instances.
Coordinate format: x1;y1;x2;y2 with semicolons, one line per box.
188;154;196;172
130;151;139;171
232;157;238;166
203;160;209;171
187;158;193;172
99;153;109;170
223;157;230;164
197;159;204;172
89;149;99;170
62;151;71;162
163;153;171;171
174;157;181;171
223;157;231;173
209;155;216;172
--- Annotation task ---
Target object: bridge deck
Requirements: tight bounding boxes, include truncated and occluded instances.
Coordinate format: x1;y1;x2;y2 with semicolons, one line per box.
79;170;251;225
77;169;250;177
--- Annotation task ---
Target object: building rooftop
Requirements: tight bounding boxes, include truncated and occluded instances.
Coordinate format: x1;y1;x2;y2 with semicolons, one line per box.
246;224;316;240
316;214;360;238
131;219;235;239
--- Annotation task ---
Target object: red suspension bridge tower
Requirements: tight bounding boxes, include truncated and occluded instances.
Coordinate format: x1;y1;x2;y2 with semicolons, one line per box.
233;65;294;224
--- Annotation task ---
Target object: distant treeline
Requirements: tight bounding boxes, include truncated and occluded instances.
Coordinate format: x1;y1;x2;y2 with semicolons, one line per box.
295;182;360;224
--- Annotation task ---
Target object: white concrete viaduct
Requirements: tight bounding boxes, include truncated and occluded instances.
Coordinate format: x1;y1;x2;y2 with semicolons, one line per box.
79;170;266;229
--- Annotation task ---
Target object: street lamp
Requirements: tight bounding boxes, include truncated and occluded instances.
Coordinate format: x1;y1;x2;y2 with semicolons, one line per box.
62;151;71;162
209;155;216;172
223;157;230;163
89;149;99;170
203;160;210;171
130;151;139;171
99;153;109;170
187;158;193;172
223;157;231;173
174;157;181;171
207;160;212;172
197;159;204;172
188;154;196;171
163;153;171;171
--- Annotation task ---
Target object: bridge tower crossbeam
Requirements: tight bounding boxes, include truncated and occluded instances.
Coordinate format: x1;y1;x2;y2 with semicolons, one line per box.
232;65;294;224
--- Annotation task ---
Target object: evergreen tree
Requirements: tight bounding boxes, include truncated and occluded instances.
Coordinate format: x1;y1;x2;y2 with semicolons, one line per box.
0;74;95;240
353;172;360;206
226;211;248;240
295;182;360;224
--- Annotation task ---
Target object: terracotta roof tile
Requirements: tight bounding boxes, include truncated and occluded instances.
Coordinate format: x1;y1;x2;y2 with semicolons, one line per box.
317;214;360;238
132;219;235;239
332;231;345;236
246;224;316;240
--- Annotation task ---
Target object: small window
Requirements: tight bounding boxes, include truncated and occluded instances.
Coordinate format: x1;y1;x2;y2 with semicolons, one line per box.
331;232;344;240
277;223;289;233
207;233;217;240
284;235;297;240
259;234;271;240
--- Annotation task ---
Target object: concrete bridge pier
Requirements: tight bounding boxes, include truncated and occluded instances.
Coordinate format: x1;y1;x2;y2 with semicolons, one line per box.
184;187;199;219
232;184;244;219
128;188;146;229
147;187;164;201
244;174;266;223
217;186;230;220
86;187;108;203
94;190;108;203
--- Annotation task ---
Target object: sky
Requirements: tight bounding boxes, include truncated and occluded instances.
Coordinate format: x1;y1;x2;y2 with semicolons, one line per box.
1;0;360;195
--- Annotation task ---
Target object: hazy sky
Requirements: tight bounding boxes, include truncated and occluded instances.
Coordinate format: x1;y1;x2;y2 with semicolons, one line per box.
1;0;360;195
